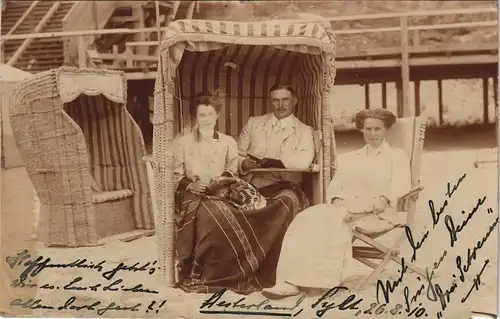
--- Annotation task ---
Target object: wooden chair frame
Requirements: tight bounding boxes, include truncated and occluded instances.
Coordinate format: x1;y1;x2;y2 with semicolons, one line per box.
473;106;498;168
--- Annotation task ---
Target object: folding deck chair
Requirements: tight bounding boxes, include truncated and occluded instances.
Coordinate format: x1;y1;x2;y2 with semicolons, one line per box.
351;115;428;291
473;105;498;168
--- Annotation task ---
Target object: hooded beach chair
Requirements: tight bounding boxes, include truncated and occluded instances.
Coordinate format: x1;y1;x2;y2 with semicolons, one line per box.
9;67;154;247
148;19;339;286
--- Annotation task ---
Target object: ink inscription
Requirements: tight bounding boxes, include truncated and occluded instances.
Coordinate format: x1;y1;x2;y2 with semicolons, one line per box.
375;173;497;318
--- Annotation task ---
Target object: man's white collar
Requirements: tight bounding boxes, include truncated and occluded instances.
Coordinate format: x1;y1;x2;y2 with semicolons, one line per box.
272;114;295;128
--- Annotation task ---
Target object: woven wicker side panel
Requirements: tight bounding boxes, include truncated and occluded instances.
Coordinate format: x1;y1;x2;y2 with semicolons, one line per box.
151;62;171;286
64;95;153;230
9;97;98;247
153;61;176;285
9;71;55;116
321;50;337;203
321;92;332;203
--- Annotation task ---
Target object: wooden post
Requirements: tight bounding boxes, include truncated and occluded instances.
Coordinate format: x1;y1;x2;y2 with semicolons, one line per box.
412;30;420;47
77;36;87;68
364;84;370;109
400;16;410;117
495;78;499;143
137;92;153;143
0;76;2;168
92;1;98;30
133;4;147;68
171;1;181;20
111;45;119;67
414;80;421;116
493;77;498;112
483;77;489;124
186;1;196;19
396;80;402;117
437;80;443;125
382;82;387;109
124;47;133;68
137;6;146;46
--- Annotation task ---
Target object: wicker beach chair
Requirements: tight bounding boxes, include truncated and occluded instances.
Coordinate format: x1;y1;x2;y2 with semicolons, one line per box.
9;67;154;247
351;115;428;291
148;19;338;286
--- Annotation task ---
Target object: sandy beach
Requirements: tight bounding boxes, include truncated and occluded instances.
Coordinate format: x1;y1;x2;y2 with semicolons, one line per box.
1;127;498;319
0;1;497;318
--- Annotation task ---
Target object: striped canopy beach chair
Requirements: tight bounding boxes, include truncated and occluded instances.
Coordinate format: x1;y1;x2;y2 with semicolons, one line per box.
9;67;153;247
151;19;338;286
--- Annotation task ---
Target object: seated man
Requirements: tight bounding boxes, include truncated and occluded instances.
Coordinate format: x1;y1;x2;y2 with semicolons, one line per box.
238;84;315;188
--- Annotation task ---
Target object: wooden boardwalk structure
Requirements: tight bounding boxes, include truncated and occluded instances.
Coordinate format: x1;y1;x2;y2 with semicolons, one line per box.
1;6;498;121
327;8;498;120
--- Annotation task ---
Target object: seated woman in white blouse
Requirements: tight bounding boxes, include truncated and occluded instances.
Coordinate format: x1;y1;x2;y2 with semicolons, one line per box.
172;90;308;295
261;108;411;299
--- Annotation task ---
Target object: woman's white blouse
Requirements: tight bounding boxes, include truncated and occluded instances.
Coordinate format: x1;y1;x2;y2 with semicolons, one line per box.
173;131;240;187
327;141;411;207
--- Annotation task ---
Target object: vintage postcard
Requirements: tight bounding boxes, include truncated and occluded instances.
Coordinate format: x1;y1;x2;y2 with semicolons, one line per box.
0;1;498;318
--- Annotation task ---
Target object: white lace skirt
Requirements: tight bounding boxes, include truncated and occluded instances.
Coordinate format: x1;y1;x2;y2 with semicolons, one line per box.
275;203;352;288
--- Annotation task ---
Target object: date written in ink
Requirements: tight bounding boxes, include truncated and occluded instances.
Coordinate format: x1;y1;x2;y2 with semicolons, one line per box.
311;287;427;318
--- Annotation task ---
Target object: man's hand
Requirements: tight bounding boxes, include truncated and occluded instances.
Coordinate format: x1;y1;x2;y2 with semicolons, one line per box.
373;197;389;214
241;158;261;171
188;181;209;193
331;197;343;207
221;170;235;178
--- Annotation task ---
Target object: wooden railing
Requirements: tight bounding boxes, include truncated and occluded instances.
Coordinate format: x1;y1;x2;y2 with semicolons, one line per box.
1;6;497;123
7;1;60;66
3;7;496;57
0;1;39;47
3;7;495;44
2;6;497;116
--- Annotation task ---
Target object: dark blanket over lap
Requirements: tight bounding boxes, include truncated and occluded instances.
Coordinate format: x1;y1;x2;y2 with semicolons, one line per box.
174;180;309;294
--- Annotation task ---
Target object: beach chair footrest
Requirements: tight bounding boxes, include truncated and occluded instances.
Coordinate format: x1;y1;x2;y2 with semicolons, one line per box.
92;189;134;204
93;189;136;238
352;246;385;259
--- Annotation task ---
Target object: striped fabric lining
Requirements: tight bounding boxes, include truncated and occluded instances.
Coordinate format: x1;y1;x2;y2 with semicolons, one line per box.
169;20;332;40
174;45;323;137
64;95;153;229
162;20;335;56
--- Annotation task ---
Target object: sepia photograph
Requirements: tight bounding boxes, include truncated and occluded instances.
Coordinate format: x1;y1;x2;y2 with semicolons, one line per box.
0;1;498;318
